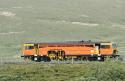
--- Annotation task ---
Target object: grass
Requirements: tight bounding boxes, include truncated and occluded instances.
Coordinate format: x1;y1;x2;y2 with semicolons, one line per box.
0;0;125;57
0;0;125;81
0;61;125;81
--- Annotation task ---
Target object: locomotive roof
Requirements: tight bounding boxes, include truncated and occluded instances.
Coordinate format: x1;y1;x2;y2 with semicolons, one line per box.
25;40;111;45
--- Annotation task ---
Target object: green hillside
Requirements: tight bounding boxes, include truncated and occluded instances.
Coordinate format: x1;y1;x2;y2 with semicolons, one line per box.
0;0;125;57
0;62;125;81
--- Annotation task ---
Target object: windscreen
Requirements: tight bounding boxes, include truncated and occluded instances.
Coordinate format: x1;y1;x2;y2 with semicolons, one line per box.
24;44;34;50
101;43;111;49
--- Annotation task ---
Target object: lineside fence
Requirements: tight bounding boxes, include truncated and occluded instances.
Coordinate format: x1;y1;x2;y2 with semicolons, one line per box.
0;56;24;65
0;55;125;65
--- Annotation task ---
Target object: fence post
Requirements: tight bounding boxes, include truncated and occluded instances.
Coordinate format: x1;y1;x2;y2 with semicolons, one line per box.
72;57;74;64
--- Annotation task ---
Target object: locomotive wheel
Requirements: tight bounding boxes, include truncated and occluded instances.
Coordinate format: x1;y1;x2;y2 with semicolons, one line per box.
48;50;65;60
48;54;56;60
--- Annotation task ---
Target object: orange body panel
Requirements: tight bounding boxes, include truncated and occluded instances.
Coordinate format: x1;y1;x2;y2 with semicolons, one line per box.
39;46;95;56
23;42;115;56
23;49;35;55
100;49;113;55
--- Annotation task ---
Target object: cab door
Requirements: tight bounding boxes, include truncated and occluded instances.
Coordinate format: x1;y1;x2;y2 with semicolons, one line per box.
94;44;101;54
34;44;39;55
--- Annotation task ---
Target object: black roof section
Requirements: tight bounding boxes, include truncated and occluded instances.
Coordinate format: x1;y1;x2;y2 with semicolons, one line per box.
25;40;111;45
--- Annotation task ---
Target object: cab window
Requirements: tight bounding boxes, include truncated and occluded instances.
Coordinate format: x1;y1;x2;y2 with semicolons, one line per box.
101;45;110;49
25;46;34;50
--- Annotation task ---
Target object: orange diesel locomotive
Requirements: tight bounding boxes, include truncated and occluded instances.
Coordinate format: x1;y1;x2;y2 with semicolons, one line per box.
22;40;119;61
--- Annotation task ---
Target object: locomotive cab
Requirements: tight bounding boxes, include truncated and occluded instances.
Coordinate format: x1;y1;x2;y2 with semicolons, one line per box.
22;43;40;61
23;44;35;55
